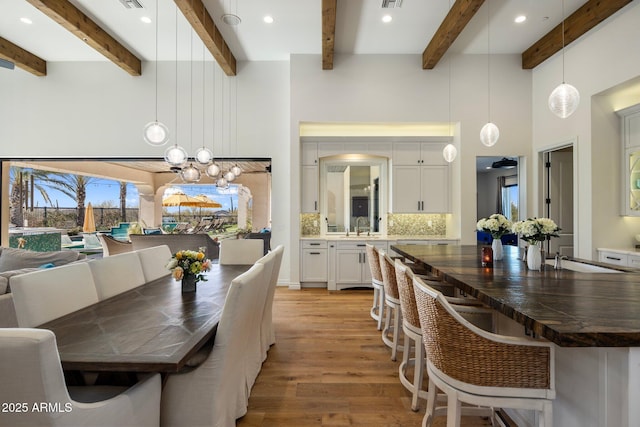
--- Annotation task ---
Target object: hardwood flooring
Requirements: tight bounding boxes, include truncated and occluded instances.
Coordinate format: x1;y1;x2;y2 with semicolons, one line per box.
236;288;493;427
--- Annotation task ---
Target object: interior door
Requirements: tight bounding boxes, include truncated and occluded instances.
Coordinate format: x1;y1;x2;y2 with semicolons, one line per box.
545;149;574;257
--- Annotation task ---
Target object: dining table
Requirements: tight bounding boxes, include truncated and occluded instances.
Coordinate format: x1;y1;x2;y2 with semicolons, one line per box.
39;263;250;373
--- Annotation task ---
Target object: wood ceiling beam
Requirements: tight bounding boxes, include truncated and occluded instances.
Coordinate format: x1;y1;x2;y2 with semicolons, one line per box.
174;0;237;76
0;36;46;76
522;0;632;70
422;0;485;70
25;0;141;76
322;0;337;70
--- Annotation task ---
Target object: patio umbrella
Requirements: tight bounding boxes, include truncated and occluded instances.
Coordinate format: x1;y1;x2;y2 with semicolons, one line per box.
162;192;202;221
83;202;96;233
193;194;222;208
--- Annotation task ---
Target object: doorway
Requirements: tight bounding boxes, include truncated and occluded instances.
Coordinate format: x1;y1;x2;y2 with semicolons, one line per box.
541;146;574;257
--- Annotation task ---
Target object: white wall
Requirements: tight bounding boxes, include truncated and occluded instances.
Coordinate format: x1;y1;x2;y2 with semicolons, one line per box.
531;1;640;259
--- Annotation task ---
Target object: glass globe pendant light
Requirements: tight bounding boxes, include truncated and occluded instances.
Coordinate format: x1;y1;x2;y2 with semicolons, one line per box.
180;163;201;183
224;169;236;182
143;1;169;146
480;122;499;147
194;147;213;165
230;164;242;177
548;0;580;119
205;162;220;178
164;144;188;167
442;144;457;163
216;176;228;188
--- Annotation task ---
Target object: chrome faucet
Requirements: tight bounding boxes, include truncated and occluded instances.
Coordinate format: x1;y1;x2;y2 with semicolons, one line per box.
355;216;366;236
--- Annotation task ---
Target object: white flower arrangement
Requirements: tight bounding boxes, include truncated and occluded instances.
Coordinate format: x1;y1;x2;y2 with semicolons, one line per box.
476;214;513;239
511;217;560;244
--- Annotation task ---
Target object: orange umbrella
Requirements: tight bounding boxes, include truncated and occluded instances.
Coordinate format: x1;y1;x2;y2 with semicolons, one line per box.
83;202;96;233
162;192;202;207
193;194;222;208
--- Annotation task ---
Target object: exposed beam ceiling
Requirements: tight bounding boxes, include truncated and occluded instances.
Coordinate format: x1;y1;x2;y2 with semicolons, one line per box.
522;0;632;69
422;0;485;70
25;0;141;76
0;36;46;76
174;0;237;76
322;0;337;70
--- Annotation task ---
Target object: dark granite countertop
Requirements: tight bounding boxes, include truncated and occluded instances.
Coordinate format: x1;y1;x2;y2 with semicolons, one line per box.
391;244;640;347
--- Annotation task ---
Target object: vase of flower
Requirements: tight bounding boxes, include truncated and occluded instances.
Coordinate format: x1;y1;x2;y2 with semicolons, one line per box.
491;238;504;260
527;243;542;270
181;273;197;293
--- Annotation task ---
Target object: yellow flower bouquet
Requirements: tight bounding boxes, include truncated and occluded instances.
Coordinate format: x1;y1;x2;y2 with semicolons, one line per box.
166;249;212;284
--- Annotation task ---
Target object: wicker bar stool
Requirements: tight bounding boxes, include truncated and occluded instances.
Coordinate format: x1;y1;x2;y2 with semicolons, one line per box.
395;260;495;412
379;251;404;361
365;243;385;330
413;275;556;427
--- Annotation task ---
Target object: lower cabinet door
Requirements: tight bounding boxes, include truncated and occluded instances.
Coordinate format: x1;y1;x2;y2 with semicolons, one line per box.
335;250;364;284
301;249;328;282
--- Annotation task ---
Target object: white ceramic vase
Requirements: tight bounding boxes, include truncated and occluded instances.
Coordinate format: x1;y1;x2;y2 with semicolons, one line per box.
527;243;542;270
491;238;504;260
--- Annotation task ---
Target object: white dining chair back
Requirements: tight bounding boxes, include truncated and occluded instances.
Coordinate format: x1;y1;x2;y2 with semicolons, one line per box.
10;262;99;327
219;239;264;265
89;251;146;300
161;262;266;427
135;244;172;282
0;328;161;427
413;275;555;427
257;245;284;357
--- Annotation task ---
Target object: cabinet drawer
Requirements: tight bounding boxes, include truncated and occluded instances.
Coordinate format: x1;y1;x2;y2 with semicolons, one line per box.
302;240;327;249
336;240;386;251
598;251;628;266
628;254;640;268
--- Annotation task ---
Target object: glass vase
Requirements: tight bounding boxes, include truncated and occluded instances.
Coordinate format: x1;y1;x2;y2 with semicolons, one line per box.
491;238;504;260
181;273;197;293
527;243;542;271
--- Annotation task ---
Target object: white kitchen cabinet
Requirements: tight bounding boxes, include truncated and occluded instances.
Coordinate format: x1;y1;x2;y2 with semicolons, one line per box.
300;240;328;284
334;240;387;290
302;142;319;166
392;142;449;166
392;164;449;213
301;165;319;212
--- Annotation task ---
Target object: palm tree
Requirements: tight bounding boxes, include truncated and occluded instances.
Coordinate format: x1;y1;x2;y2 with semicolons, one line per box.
119;181;127;222
8;167;68;227
42;174;96;227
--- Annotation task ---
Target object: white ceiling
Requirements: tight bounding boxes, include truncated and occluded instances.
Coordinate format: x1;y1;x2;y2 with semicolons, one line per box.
0;0;586;64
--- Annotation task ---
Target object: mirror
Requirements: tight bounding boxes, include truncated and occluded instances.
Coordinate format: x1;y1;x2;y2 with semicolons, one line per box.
320;155;388;235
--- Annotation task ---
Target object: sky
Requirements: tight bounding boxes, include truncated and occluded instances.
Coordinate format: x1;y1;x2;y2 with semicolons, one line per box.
22;176;237;212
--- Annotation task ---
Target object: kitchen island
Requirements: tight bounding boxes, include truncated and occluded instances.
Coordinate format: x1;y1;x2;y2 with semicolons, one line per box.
391;244;640;427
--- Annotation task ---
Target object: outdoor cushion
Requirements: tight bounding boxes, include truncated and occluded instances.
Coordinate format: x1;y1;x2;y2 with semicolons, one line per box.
0;247;85;272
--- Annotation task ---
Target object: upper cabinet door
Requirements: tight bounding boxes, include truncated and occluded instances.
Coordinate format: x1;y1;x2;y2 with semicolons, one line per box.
393;142;448;166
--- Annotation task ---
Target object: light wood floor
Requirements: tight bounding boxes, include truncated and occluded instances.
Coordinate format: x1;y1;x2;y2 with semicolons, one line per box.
236;288;493;427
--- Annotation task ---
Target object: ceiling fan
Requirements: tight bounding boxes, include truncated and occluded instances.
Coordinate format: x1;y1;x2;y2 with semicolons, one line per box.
0;59;15;70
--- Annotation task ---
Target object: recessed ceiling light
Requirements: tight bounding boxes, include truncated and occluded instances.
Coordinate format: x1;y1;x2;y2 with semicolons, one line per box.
382;15;392;23
263;15;274;24
222;14;241;26
140;16;152;24
514;15;527;24
20;17;33;24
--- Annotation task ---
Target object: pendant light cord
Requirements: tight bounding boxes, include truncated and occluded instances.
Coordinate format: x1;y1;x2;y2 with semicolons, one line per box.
561;0;566;84
487;0;491;123
154;0;159;121
175;6;178;146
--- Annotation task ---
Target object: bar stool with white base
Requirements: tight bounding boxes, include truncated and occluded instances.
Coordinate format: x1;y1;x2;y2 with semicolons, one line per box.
413;275;556;427
379;251;403;361
365;243;385;330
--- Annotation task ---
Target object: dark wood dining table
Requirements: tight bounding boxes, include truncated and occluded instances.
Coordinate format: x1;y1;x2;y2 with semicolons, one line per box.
39;263;250;373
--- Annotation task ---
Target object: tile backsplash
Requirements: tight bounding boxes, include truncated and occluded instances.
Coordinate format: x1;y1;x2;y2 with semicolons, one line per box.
300;212;446;236
386;213;447;236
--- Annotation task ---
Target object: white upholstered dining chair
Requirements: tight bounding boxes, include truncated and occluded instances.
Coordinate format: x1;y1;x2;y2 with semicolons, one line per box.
161;262;266;427
0;328;161;427
135;244;173;282
256;245;284;359
413;275;555;427
88;251;147;300
10;262;99;327
218;239;264;265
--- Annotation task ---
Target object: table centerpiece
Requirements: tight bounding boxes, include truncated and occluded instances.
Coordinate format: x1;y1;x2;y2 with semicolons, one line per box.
166;249;212;292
